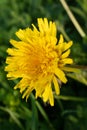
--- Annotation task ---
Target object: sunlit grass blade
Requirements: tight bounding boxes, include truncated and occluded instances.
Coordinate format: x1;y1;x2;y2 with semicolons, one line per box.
0;106;24;130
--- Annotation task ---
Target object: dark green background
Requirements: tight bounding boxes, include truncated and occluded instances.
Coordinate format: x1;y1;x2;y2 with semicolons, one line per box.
0;0;87;130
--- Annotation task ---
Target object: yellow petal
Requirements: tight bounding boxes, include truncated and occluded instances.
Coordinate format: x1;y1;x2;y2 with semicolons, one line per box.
10;39;18;48
62;58;73;64
35;85;45;98
49;22;56;36
61;49;70;59
64;41;73;51
10;39;20;49
54;68;67;83
7;48;19;56
16;29;25;41
32;24;38;32
38;18;44;33
44;18;49;31
49;86;54;106
14;78;28;89
53;76;60;95
42;83;54;106
59;34;64;44
42;85;49;102
22;86;34;101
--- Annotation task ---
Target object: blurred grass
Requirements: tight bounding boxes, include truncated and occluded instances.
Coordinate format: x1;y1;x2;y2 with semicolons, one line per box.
0;0;87;130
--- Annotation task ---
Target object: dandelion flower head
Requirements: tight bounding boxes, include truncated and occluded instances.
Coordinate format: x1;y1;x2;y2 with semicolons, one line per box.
5;18;73;106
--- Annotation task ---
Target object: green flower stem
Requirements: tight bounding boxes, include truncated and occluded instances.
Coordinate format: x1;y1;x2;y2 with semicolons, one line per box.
60;0;86;38
55;95;87;102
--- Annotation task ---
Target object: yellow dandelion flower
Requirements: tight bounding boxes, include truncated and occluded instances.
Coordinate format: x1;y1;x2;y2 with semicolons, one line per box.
5;18;74;106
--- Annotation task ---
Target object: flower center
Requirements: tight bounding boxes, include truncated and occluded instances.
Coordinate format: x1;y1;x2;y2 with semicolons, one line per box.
26;45;58;79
